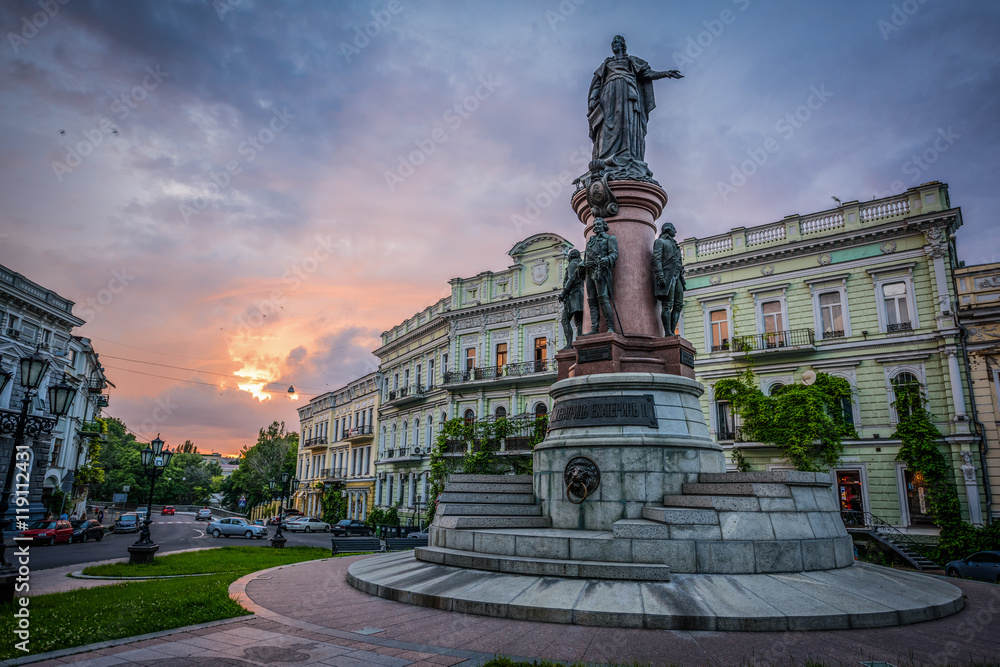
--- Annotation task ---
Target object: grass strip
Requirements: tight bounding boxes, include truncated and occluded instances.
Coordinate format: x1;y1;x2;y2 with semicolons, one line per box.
2;546;331;659
81;545;330;577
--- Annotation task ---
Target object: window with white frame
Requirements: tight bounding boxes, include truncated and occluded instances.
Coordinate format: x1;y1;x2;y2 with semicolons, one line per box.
760;300;786;347
869;266;918;334
818;291;845;339
882;282;911;332
715;400;735;440
428;359;435;388
426;416;433;447
465;348;476;370
892;371;921;420
709;309;729;352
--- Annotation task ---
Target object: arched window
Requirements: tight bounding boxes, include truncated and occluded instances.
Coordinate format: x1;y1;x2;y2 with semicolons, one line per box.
464;408;475;424
391;424;397;448
402;420;408;449
426;416;433;447
892;372;921;419
534;403;548;418
413;418;419;445
768;383;786;397
495;406;507;419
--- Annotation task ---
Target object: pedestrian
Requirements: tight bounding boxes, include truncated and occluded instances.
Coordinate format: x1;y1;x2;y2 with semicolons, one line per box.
59;511;68;521
98;508;104;524
69;511;78;521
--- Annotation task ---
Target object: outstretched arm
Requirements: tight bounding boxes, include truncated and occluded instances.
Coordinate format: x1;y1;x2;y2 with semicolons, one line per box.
647;69;683;80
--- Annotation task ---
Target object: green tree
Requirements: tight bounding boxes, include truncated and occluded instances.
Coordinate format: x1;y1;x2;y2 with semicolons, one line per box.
220;421;298;511
318;483;346;524
175;439;199;454
714;369;855;471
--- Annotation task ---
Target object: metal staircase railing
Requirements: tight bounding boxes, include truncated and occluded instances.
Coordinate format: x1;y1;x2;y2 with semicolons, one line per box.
840;510;938;570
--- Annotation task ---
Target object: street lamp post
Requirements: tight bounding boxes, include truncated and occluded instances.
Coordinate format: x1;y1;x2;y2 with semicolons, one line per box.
0;350;76;603
127;434;173;564
268;473;298;548
414;494;424;531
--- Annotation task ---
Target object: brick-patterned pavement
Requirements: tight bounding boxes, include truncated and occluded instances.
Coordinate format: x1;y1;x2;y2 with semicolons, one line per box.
19;554;1000;666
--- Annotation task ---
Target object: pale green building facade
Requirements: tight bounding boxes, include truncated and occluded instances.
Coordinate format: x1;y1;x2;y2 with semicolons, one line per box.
679;182;983;530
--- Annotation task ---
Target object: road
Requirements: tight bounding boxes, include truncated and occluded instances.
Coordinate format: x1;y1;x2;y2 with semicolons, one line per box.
11;513;339;572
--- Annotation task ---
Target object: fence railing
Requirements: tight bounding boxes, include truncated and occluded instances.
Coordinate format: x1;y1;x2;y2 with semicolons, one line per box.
731;328;815;353
443;359;556;384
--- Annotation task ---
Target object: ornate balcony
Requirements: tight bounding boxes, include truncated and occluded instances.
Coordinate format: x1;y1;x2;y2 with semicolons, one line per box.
384;384;426;407
344;424;374;443
887;322;913;333
442;359;557;386
731;328;815;355
94;394;110;408
302;436;328;449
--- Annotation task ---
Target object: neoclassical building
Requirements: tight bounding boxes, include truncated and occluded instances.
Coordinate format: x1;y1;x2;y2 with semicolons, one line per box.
293;373;379;519
956;261;1000;522
680;182;981;530
0;264;107;522
372;233;574;525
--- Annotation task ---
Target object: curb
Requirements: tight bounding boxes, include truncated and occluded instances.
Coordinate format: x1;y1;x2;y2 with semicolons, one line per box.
69;570;218;580
3;615;254;666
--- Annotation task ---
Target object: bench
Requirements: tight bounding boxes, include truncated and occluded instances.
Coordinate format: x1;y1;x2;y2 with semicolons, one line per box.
386;537;429;551
331;537;383;555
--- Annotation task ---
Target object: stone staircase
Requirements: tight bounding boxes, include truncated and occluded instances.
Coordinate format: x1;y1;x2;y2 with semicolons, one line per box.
433;474;551;529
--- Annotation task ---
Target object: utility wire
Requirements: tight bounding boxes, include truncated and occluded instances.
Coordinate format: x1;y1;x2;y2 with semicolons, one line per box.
100;354;327;393
100;364;318;397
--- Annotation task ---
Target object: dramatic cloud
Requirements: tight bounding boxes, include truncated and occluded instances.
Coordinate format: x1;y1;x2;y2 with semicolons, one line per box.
2;0;998;454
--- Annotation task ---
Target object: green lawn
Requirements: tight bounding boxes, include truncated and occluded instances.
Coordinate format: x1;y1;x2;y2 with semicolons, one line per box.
82;545;330;577
2;546;331;660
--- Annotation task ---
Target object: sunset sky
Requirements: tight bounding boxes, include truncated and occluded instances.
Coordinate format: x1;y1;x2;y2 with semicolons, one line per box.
2;0;998;456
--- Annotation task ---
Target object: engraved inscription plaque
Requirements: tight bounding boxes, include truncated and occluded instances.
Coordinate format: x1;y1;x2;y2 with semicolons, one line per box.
548;394;658;430
680;350;695;368
577;345;612;363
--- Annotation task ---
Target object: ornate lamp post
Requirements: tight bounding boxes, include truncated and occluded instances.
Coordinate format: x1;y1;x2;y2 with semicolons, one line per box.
268;472;298;548
127;434;173;564
0;351;76;603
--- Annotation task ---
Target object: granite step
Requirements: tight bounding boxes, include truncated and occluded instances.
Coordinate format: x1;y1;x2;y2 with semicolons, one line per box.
444;482;534;494
699;471;832;486
681;482;792;498
414;545;671;581
641;506;719;525
438;492;537;504
662;494;760;511
437;503;544;516
434;515;551;530
448;474;533;484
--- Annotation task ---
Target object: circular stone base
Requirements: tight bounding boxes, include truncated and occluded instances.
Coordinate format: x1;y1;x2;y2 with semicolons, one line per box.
347;552;963;631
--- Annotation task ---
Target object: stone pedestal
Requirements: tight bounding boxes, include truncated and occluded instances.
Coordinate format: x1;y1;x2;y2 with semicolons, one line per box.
534;373;724;531
270;535;287;549
571;180;667;338
127;543;159;564
556;332;696;380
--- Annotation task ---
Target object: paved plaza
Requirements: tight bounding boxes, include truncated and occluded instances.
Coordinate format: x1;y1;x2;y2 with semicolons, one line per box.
12;554;1000;666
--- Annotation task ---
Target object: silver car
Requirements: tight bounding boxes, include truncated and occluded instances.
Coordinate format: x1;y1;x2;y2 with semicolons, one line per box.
283;516;330;532
206;517;268;539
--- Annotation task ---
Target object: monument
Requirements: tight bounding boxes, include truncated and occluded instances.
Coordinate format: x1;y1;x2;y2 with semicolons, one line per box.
348;36;963;631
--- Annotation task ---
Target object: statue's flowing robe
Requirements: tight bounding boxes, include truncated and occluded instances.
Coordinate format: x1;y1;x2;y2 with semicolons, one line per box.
589;55;657;171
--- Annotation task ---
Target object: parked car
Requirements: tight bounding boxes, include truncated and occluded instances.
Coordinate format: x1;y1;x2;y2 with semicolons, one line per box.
331;519;373;537
161;506;175;515
70;519;105;543
284;508;302;516
113;513;140;533
206;517;268;539
266;515;282;526
946;551;1000;582
407;529;430;540
18;519;73;545
284;517;331;533
195;508;213;521
251;519;266;527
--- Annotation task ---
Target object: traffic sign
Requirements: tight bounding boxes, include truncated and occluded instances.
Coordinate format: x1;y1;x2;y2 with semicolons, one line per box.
238;495;247;508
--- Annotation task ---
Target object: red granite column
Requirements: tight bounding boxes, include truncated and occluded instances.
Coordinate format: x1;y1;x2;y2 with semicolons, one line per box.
571;180;667;337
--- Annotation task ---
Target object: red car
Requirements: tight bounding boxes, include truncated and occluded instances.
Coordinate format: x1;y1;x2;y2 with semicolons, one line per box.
19;519;73;546
161;506;175;515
